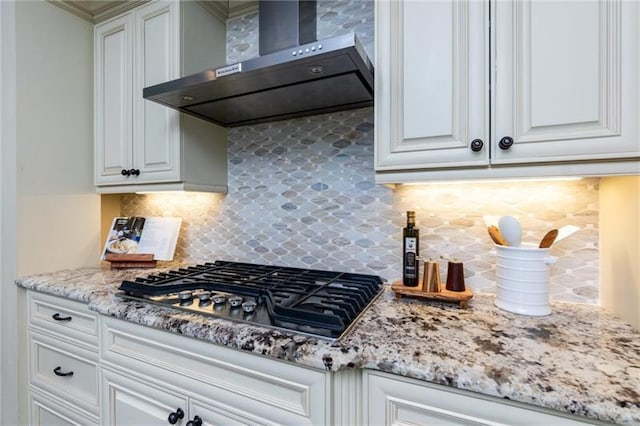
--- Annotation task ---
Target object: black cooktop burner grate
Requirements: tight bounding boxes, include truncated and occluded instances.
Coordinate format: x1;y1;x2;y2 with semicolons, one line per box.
118;260;384;340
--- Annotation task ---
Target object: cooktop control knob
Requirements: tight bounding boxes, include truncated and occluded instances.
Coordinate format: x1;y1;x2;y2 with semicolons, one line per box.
197;291;211;307
228;296;243;308
178;291;193;306
241;300;256;313
212;294;227;305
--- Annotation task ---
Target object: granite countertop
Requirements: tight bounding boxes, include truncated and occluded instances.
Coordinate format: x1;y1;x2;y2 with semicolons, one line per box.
16;265;640;425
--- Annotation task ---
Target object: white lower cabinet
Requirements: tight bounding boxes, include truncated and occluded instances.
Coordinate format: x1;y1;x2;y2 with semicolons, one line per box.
23;290;608;425
29;388;100;426
100;316;331;425
27;292;100;425
29;331;99;414
101;366;282;426
101;368;189;425
188;396;264;426
362;370;596;426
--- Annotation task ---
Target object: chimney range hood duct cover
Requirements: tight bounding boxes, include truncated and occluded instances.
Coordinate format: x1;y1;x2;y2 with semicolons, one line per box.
142;1;374;128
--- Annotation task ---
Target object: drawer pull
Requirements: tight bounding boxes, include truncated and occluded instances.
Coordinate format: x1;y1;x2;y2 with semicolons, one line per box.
168;408;184;424
52;313;72;321
186;416;202;426
53;366;74;377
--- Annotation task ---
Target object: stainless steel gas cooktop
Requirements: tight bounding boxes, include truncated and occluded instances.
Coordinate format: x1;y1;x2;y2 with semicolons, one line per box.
118;260;384;341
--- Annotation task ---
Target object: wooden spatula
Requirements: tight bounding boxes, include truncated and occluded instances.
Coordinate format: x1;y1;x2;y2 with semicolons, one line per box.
539;229;559;248
488;225;508;246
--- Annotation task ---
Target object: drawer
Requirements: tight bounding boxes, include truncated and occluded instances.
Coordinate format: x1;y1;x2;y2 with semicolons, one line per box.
101;316;329;424
28;291;98;346
29;330;99;416
29;388;99;426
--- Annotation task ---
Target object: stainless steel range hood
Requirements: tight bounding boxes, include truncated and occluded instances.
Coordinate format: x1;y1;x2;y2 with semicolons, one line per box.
142;1;374;128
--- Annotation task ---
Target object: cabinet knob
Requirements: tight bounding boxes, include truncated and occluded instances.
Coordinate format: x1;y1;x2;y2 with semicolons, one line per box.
470;139;484;152
186;416;202;426
121;169;131;176
52;313;72;321
499;136;514;150
167;408;184;424
53;366;74;377
130;168;140;176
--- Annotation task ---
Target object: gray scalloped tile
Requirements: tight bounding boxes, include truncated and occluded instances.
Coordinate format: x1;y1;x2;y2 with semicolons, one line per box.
121;1;600;305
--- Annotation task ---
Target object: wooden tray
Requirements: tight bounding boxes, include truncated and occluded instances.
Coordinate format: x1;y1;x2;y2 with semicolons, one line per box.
391;281;473;308
105;253;157;269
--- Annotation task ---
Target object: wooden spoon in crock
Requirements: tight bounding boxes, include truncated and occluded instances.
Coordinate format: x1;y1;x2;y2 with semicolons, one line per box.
539;229;559;248
488;225;508;246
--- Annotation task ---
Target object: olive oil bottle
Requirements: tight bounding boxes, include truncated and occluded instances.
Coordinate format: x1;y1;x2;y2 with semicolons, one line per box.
402;211;420;286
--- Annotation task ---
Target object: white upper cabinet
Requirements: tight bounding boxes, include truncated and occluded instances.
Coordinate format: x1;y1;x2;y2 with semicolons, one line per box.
375;0;489;170
94;1;228;193
95;13;133;185
132;1;180;184
376;0;640;183
493;0;639;164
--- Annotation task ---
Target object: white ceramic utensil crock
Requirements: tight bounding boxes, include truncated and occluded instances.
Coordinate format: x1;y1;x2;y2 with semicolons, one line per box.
494;243;556;316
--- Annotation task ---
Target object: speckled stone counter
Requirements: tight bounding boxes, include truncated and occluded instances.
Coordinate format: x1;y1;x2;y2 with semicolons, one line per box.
16;265;640;425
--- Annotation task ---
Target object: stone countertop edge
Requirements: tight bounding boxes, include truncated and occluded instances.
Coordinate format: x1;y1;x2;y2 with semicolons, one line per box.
15;265;640;425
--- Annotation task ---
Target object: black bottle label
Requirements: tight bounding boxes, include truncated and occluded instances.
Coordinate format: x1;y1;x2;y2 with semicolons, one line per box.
403;234;419;286
404;237;417;277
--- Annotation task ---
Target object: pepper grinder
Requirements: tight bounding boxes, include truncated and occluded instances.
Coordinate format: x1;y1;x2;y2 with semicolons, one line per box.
445;258;466;292
422;257;441;293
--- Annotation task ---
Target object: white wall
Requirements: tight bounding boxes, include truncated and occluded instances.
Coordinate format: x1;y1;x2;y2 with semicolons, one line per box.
16;1;100;275
0;2;100;424
0;1;18;423
600;176;640;329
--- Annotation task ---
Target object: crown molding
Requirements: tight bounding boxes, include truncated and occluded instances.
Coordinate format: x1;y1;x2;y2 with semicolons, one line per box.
47;0;147;24
47;0;94;22
199;0;258;20
93;1;147;23
196;0;228;22
227;0;258;18
48;0;258;24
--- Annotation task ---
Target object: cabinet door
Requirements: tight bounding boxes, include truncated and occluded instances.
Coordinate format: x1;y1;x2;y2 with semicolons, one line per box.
376;0;489;170
493;0;640;164
363;371;592;425
133;1;181;183
189;397;275;426
101;368;188;426
94;14;134;185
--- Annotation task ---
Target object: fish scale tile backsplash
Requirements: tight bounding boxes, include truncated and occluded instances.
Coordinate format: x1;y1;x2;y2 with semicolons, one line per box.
122;106;600;305
121;0;600;305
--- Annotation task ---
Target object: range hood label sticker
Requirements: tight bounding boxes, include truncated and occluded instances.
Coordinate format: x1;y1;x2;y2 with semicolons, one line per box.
216;63;242;78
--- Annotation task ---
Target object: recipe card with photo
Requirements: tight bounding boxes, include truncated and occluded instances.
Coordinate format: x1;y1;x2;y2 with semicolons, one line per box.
102;216;182;261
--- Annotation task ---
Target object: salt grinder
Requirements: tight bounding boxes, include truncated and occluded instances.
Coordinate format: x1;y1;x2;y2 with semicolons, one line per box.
422;258;441;293
445;258;466;292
